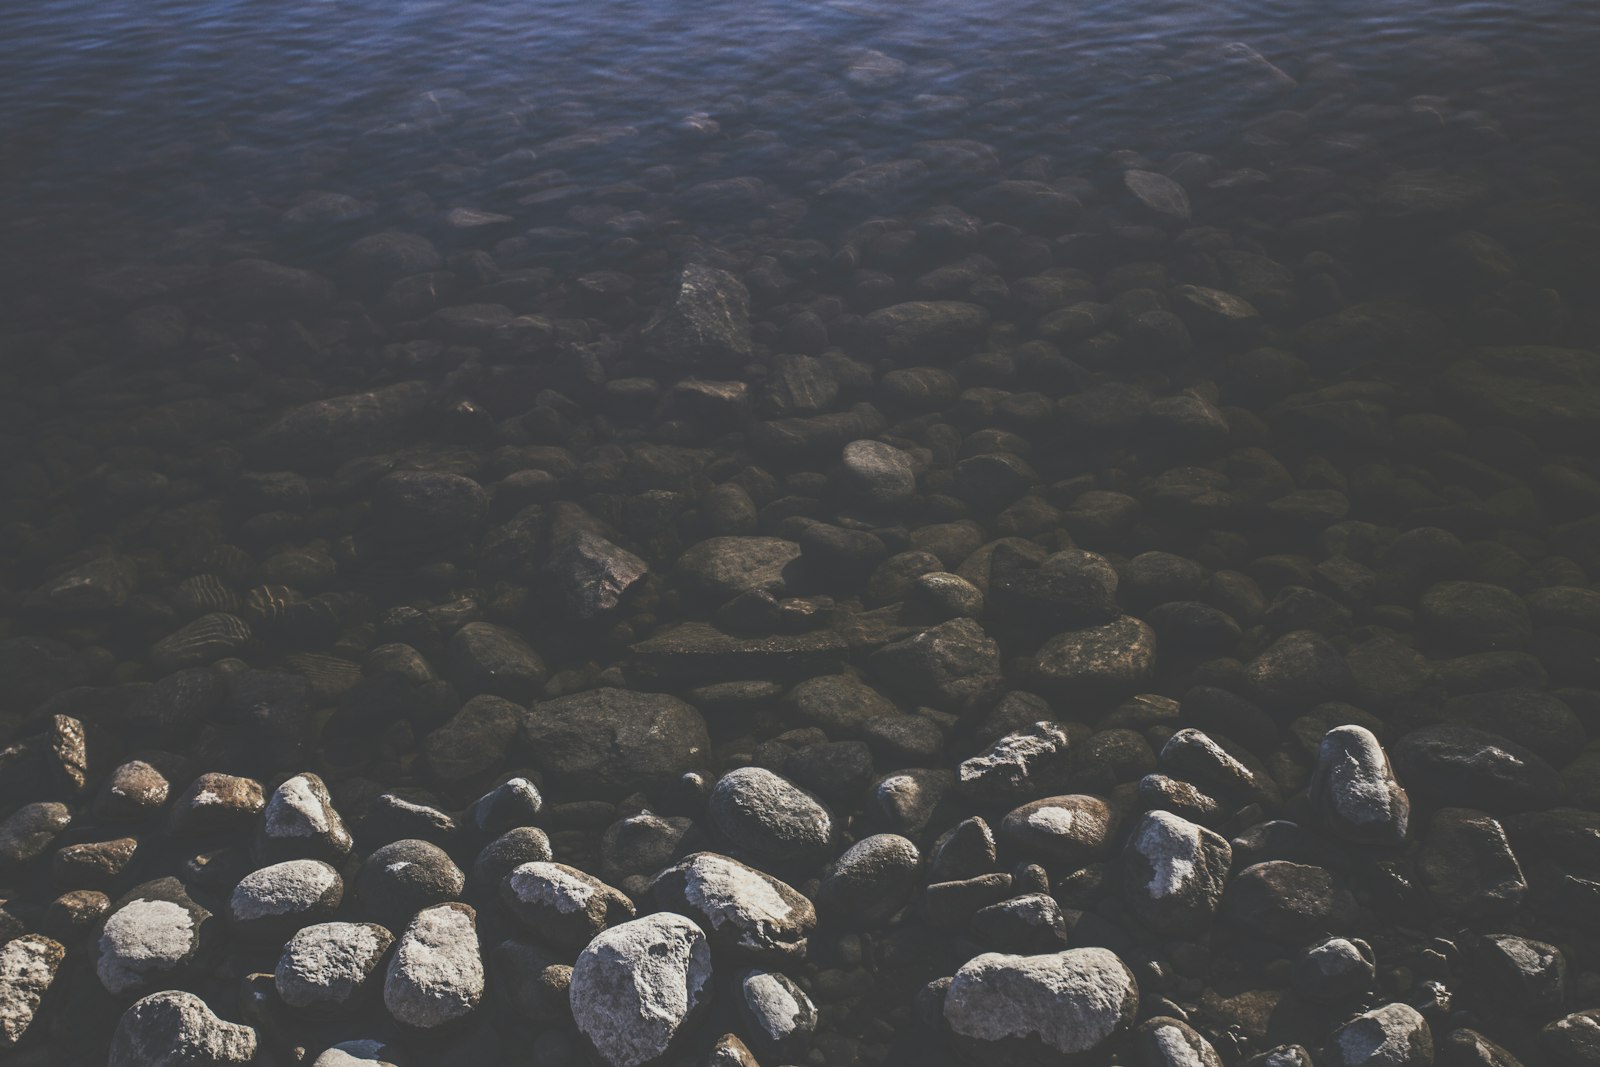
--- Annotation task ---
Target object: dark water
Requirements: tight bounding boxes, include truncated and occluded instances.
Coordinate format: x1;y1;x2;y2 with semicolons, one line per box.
4;0;1600;1064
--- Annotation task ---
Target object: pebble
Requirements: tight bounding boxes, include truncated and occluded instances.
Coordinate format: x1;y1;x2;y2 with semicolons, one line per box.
499;861;635;949
817;833;920;925
109;990;258;1067
1001;794;1122;868
275;921;395;1013
383;902;484;1028
650;851;815;961
96;878;214;996
1308;726;1410;846
0;934;64;1048
708;766;835;868
943;946;1138;1061
570;913;712;1067
735;967;818;1063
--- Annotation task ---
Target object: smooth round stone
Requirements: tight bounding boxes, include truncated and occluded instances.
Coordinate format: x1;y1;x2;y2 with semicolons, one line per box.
354;839;465;932
839;439;918;507
472;826;553;887
96;879;213;996
649;852;815;961
1308;726;1410;846
1133;1016;1224;1067
817;834;921;926
311;1040;405;1067
735;968;818;1063
275;922;394;1014
707;767;835;868
1031;616;1156;698
570;913;712;1067
228;859;344;942
383;903;483;1029
499;862;635;950
1000;795;1121;868
943;946;1138;1063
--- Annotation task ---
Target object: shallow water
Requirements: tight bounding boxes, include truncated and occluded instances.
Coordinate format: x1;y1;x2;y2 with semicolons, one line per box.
3;0;1600;1064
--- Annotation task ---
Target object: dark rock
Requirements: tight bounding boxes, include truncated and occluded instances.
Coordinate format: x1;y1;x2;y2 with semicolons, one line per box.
1134;1016;1224;1067
1032;616;1157;699
423;694;521;788
958;722;1073;804
256;772;353;865
1001;794;1121;869
707;766;834;868
1392;726;1562;813
817;834;920;925
871;618;1003;711
355;839;466;931
1223;861;1361;944
520;688;710;800
472;826;553;887
640;262;753;374
1419;808;1527;918
1293;937;1376;1001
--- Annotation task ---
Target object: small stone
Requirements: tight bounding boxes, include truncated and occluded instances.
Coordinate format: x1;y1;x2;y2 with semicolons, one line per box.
0;934;64;1048
1001;794;1122;868
384;902;484;1029
447;624;546;703
641;262;753;374
1323;1003;1433;1067
1032;616;1157;699
355;839;466;931
472;826;554;887
959;722;1073;804
943;946;1138;1063
707;766;835;868
0;802;70;866
275;921;394;1014
1123;170;1191;223
256;772;352;864
499;861;635;950
817;834;920;926
1421;808;1530;920
228;859;344;942
1122;810;1233;937
1293;937;1376;1001
96;878;214;997
570;913;712;1067
166;773;264;837
95;760;171;822
735;967;818;1063
109;990;258;1067
650;852;815;961
971;893;1071;953
1134;1016;1224;1067
1223;861;1361;944
870;618;1004;711
1308;725;1410;846
312;1040;405;1067
467;777;544;837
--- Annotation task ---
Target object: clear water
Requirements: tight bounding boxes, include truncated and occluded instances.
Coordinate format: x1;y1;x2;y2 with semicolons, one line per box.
4;0;1600;1063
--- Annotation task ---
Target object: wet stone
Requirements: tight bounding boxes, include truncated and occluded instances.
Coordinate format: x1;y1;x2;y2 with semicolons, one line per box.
641;262;753;374
1032;615;1157;699
520;688;710;800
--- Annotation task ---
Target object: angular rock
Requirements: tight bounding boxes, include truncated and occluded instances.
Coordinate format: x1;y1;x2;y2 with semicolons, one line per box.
1122;810;1233;937
641;262;753;374
546;530;649;620
1323;1003;1432;1067
870;618;1003;711
959;722;1073;805
256;772;353;864
0;934;64;1048
735;967;817;1063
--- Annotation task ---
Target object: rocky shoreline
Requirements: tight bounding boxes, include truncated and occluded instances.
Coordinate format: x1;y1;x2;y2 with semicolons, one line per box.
4;23;1600;1067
